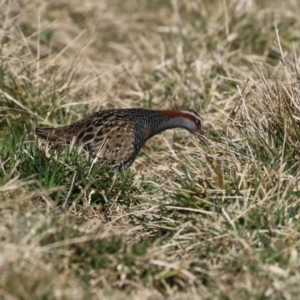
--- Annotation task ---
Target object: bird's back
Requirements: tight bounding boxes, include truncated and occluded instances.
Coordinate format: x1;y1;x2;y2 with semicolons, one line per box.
35;109;147;168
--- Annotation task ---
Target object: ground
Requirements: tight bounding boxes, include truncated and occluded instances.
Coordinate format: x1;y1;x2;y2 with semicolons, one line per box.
1;0;300;299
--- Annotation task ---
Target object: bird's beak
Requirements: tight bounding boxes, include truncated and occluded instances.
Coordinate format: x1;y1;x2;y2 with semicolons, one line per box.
195;129;207;145
198;128;205;136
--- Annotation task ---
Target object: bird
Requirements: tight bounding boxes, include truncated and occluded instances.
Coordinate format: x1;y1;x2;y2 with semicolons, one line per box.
35;108;204;169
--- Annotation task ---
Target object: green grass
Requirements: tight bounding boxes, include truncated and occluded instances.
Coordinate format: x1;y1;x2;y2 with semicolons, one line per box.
1;0;300;299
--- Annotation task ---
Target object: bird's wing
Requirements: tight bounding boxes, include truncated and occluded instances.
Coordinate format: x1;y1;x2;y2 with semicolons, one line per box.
77;119;136;165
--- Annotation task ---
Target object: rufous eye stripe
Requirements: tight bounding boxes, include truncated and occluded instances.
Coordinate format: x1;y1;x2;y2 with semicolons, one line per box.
156;110;202;123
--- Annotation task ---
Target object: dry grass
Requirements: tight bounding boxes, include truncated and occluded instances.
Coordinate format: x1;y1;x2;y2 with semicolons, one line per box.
1;0;300;299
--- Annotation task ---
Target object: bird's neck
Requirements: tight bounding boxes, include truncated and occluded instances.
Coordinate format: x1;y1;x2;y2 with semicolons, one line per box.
147;110;193;138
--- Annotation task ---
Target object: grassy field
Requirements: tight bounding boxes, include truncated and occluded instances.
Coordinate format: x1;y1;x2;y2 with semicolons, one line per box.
1;0;300;299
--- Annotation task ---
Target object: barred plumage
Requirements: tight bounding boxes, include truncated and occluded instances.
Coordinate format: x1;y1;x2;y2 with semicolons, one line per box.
35;108;204;169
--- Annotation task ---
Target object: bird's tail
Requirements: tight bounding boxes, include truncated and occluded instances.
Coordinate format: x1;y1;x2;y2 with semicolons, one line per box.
35;127;72;144
35;127;54;140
